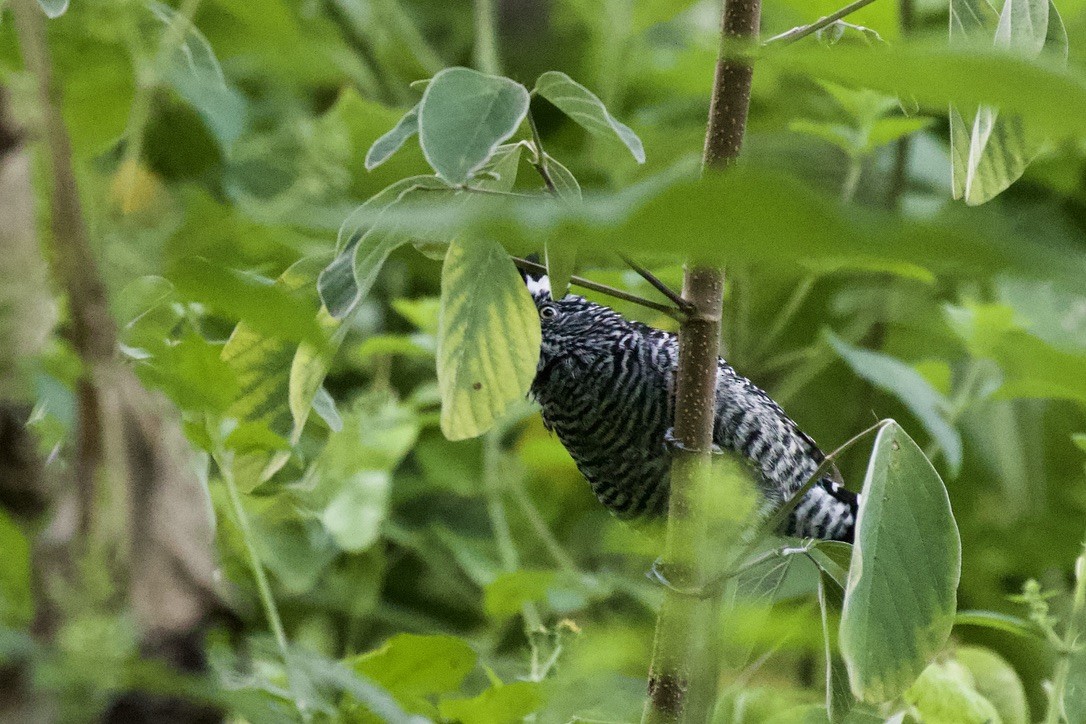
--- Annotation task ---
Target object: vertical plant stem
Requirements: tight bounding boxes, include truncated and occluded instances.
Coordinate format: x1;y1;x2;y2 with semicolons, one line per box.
473;0;501;75
643;0;761;721
509;481;578;572
13;0;117;543
1044;545;1086;724
216;452;289;654
215;449;309;718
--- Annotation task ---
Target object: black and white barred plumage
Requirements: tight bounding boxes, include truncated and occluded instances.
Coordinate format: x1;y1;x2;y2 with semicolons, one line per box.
523;270;859;542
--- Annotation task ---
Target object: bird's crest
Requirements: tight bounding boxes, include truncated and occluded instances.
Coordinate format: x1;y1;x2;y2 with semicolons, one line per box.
519;254;552;300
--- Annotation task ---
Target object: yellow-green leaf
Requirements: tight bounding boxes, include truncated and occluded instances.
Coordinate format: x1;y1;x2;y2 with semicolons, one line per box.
436;237;540;440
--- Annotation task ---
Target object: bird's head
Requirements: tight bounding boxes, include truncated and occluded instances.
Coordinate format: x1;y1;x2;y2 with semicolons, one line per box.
519;262;625;372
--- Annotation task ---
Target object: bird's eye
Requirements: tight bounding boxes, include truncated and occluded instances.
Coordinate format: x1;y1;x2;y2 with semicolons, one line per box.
540;305;558;320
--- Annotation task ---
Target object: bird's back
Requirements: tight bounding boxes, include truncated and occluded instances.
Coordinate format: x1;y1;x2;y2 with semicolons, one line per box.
532;316;857;542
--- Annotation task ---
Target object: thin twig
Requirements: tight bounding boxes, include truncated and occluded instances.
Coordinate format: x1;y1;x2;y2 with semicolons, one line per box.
619;254;696;316
512;257;685;320
527;111;559;196
508;481;579;573
762;0;883;47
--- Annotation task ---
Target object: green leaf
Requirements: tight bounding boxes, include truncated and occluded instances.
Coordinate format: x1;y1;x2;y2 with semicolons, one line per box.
863;116;933;152
772;42;1086;143
171;257;327;348
828;333;963;475
955;646;1029;724
1065;641;1086;723
840;422;961;703
365;104;420;171
352;633;477;702
904;660;1002;724
476;142;524;193
418;67;530;184
288;313;341;441
545;240;577;302
436;237;540;440
948;0;1066;204
0;509;31;627
483;569;557;617
311;386;342;432
543;152;582;201
322;164;1086;290
221;258;325;490
310;395;419;551
1073;433;1086;453
818;573;853;723
533;71;645;163
321;470;391;553
319;176;452;320
990;331;1086;403
150;1;248;150
997;277;1086;352
438;681;541;724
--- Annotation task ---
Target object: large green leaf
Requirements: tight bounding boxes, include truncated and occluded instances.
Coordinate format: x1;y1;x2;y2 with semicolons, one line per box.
1065;642;1086;722
436;237;540;440
418;67;530;184
828;333;963;475
221;258;326;489
840;422;961;703
352;633;477;703
325;165;1086;289
949;0;1067;204
818;573;853;723
532;71;645;163
773;42;1086;142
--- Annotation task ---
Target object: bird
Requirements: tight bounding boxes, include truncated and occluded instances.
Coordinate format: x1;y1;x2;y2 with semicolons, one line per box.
521;266;859;543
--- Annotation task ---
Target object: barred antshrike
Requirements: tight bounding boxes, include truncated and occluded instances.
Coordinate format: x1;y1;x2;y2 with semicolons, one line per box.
523;269;858;542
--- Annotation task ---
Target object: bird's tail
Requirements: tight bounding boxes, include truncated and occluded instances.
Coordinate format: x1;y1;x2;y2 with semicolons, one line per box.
785;478;859;543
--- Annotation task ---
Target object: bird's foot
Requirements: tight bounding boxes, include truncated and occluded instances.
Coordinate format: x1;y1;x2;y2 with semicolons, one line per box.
647;558;725;599
663;427;724;456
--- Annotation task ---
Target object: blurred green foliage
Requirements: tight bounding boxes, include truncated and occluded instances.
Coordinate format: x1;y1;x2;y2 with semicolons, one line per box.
2;0;1086;721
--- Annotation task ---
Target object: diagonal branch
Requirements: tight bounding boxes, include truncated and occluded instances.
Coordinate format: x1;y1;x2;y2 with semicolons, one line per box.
512;256;685;321
619;254;697;317
762;0;882;47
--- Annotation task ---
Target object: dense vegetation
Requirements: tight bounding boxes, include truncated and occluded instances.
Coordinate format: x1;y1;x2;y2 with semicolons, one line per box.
1;0;1086;721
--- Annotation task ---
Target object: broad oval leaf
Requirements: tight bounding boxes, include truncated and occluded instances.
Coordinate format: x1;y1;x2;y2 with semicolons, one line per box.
840;421;961;704
365;104;420;171
533;71;645;163
436;237;540;440
418;67;530;184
